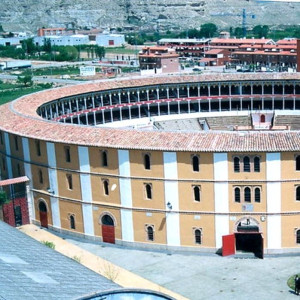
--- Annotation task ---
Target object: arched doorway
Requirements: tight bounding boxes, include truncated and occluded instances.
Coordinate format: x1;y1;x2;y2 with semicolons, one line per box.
260;114;265;123
39;201;48;228
101;214;115;244
235;217;263;258
222;217;264;258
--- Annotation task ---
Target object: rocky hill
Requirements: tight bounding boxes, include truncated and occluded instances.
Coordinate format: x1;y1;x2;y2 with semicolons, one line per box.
0;0;299;33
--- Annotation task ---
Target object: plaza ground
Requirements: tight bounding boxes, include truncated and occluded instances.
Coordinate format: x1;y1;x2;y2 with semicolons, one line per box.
20;224;300;300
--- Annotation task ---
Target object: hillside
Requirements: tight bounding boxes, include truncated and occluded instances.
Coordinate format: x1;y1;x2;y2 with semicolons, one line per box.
0;0;299;33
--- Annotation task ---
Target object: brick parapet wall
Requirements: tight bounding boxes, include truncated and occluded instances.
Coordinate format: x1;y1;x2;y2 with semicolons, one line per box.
2;197;29;227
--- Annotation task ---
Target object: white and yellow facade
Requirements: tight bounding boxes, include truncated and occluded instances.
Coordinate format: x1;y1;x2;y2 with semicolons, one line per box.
1;73;300;254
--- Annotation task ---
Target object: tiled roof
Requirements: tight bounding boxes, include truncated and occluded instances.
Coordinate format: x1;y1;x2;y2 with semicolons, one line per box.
0;73;300;152
0;176;29;187
0;221;118;299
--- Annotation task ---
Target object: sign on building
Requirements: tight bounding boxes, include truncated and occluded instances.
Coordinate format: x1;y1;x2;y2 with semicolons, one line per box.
80;66;96;76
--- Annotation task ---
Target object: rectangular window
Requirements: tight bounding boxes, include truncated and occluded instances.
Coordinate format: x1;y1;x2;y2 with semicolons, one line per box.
17;163;21;177
35;140;41;156
14;136;19;151
2;157;6;171
38;169;43;184
0;132;3;145
64;146;71;163
66;174;73;190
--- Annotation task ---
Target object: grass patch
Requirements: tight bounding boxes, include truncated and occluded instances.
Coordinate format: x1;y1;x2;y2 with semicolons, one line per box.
0;82;22;90
72;255;82;263
41;240;55;249
21;66;80;77
0;84;52;105
105;47;137;54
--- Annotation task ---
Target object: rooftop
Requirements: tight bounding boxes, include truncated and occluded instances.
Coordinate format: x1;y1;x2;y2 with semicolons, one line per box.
0;73;300;152
0;221;118;300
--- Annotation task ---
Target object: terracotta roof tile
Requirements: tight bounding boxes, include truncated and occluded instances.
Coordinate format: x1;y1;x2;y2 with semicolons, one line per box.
0;74;300;152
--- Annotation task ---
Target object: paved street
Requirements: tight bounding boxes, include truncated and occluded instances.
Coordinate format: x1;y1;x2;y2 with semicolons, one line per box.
64;235;300;300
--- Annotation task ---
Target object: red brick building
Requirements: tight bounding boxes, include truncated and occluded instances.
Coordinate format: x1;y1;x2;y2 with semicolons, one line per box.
139;46;180;75
0;176;30;227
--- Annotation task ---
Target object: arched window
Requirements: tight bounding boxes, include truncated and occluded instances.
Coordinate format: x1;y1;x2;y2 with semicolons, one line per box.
145;184;152;199
147;226;154;241
296;156;300;171
297;229;300;244
244;187;251;202
260;114;265;123
234;157;240;172
254;187;261;203
39;201;47;212
234;187;241;203
254;157;260;172
103;180;109;195
195;229;202;244
193;186;201;202
243;156;250;172
192;155;199;172
102;151;108;167
296;186;300;201
66;174;73;190
70;215;75;229
38;169;43;184
144;154;151;170
101;214;114;226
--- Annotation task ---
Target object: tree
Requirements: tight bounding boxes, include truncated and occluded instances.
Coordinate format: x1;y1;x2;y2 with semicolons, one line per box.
0;191;8;206
253;25;269;38
56;46;78;61
17;75;33;87
43;38;52;53
95;46;105;60
234;27;244;38
200;23;218;38
22;38;37;55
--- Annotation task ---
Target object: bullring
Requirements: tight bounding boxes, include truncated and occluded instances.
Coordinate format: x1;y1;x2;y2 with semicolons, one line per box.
1;73;300;257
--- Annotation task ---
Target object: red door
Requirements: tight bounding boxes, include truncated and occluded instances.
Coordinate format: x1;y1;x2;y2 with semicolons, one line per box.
222;234;235;256
40;211;48;228
102;225;115;244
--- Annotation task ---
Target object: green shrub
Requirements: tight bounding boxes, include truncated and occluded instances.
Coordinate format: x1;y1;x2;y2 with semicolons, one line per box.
41;240;55;249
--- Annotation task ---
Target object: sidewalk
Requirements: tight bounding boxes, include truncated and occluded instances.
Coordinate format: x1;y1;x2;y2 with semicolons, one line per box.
18;224;187;300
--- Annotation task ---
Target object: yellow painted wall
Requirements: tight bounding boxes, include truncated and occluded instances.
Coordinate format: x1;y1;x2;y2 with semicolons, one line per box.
132;211;167;244
177;152;214;180
178;182;214;211
180;214;215;247
130;150;164;178
59;200;84;233
131;180;165;210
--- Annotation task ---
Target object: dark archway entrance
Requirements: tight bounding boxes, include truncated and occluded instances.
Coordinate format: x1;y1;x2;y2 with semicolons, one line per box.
101;214;115;244
235;220;263;258
222;218;264;258
39;201;48;228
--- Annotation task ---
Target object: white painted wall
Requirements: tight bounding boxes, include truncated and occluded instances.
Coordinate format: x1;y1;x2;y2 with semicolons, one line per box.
214;153;229;249
266;152;281;249
46;142;60;228
78;146;94;236
163;152;180;247
118;150;134;242
21;137;35;221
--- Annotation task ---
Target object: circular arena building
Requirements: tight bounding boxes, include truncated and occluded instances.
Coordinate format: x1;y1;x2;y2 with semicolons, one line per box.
1;73;300;257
